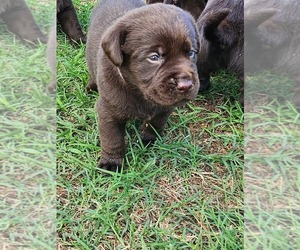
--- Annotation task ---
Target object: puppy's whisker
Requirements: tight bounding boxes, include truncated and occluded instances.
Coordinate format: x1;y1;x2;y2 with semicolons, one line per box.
117;68;125;82
170;77;177;85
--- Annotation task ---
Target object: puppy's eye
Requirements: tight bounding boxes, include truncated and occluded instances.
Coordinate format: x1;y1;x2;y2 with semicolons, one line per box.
188;50;197;59
149;53;161;62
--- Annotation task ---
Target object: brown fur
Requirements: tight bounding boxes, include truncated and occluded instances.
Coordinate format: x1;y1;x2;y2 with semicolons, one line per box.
196;0;244;105
86;0;200;171
146;0;206;20
0;0;47;45
57;0;86;44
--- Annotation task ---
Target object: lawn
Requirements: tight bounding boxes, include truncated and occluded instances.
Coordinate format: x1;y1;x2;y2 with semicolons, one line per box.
244;73;300;249
56;0;244;249
0;0;56;249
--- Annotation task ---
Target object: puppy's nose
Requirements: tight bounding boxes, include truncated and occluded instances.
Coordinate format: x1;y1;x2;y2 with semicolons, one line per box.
176;78;193;91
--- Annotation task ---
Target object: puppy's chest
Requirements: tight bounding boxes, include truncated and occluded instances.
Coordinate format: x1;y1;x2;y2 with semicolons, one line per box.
124;101;161;121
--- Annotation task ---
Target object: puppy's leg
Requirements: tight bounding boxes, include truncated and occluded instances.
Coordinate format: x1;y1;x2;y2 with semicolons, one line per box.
1;0;47;45
198;74;211;92
140;109;173;146
57;0;86;44
97;100;126;172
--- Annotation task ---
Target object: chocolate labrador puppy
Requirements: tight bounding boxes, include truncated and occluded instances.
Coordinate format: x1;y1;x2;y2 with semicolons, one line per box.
0;0;47;45
57;0;86;44
86;0;200;171
196;0;244;104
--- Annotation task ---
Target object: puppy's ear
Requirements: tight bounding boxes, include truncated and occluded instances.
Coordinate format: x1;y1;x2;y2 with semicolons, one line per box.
245;9;277;31
202;9;231;38
101;23;127;67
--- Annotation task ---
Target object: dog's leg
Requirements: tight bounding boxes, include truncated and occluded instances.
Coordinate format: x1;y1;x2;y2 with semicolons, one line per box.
1;0;47;45
98;120;126;172
97;100;126;172
140;109;173;146
57;0;86;44
198;74;211;92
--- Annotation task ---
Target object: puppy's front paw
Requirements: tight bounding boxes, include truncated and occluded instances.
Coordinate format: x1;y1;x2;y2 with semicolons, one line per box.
71;35;87;46
198;76;211;92
141;132;157;147
79;35;87;44
98;163;120;172
97;158;122;173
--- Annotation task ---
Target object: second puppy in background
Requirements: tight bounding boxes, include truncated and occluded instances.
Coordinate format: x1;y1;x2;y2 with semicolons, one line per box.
196;0;244;104
86;0;200;172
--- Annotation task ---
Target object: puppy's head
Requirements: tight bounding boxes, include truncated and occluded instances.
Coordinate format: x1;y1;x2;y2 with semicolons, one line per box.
101;4;200;107
196;9;231;77
196;1;243;79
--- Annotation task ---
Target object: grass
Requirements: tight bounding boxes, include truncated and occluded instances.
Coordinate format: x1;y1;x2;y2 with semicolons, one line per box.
57;0;244;249
244;73;300;249
0;0;56;249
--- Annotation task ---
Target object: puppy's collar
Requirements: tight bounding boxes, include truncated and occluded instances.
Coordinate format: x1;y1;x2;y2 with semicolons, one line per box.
117;68;125;82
